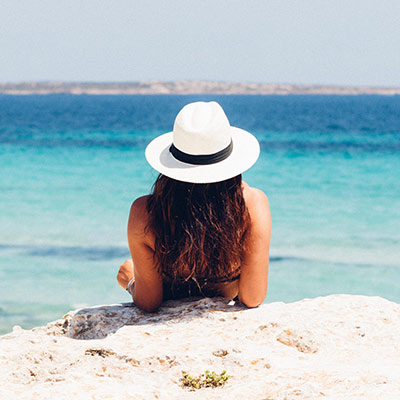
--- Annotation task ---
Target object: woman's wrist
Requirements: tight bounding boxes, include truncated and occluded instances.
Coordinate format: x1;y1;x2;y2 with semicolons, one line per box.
126;277;135;295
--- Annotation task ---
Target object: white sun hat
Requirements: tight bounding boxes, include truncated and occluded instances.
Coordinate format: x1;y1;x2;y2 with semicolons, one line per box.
145;101;260;183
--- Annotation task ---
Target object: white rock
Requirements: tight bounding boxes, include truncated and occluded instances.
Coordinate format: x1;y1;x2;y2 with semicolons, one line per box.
1;295;399;399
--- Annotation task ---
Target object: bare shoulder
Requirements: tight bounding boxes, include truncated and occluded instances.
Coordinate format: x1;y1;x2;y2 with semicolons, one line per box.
130;195;150;214
128;195;152;238
242;182;270;214
242;182;271;233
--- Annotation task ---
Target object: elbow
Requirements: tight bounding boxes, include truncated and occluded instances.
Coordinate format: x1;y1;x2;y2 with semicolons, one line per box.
140;304;160;313
133;295;162;313
131;283;163;313
135;301;161;313
238;292;267;309
239;297;262;308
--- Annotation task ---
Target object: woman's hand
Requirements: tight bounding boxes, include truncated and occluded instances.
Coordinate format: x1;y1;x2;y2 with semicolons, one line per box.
117;259;135;290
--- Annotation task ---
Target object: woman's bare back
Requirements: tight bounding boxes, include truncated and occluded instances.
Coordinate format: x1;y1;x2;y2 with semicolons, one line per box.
117;181;271;312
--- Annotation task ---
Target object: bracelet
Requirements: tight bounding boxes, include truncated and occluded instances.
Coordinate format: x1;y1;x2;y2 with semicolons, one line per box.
126;277;135;295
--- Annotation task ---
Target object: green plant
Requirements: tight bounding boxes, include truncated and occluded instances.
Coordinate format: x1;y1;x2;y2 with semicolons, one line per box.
181;370;230;390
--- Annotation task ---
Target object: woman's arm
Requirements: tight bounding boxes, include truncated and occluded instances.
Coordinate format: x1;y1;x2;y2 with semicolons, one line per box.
237;187;271;307
117;196;163;312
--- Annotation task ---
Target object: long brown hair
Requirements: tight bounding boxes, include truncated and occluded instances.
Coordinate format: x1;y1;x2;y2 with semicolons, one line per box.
146;174;250;286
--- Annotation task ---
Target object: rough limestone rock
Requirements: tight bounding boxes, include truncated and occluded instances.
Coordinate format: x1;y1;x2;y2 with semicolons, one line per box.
0;295;399;399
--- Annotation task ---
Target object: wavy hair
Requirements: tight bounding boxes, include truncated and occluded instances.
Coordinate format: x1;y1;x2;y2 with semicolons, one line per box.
146;174;250;288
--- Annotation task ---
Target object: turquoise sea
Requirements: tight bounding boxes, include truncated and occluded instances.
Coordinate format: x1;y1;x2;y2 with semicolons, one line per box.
1;94;399;334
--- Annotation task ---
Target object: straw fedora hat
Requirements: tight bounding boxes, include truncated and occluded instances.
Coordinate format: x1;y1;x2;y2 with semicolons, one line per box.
145;101;260;183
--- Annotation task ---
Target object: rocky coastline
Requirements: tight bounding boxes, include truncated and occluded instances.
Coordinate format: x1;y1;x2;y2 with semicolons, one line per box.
1;295;399;399
1;81;400;95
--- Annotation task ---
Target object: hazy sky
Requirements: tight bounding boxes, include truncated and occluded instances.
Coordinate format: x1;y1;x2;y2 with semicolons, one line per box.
1;0;399;86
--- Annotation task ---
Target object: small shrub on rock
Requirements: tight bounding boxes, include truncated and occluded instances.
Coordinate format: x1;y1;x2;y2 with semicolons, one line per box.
181;370;229;390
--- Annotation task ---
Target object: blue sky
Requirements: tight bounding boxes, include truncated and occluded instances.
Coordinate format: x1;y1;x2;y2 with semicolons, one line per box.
1;0;399;86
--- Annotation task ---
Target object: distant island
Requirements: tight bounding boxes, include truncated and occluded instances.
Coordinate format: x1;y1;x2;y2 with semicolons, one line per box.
1;81;399;95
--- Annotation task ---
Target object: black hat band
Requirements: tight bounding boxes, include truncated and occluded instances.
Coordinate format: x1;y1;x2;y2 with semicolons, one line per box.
169;140;233;165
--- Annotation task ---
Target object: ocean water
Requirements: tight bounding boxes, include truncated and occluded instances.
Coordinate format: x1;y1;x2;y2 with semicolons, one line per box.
0;94;399;334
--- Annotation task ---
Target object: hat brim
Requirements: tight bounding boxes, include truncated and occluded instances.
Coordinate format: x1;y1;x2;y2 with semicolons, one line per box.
145;127;260;183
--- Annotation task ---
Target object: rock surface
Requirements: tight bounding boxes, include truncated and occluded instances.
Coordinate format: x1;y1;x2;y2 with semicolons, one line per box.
1;295;399;399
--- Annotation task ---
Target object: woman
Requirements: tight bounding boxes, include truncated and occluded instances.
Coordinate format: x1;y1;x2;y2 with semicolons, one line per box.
117;101;271;312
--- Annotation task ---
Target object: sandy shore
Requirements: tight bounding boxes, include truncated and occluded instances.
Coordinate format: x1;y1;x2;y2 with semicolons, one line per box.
1;295;399;399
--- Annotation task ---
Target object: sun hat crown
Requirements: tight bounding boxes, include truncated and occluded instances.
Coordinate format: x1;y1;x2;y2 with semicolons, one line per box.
173;101;231;155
